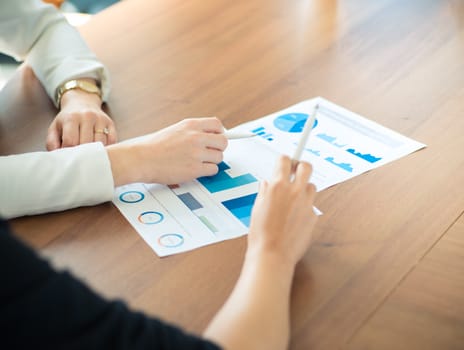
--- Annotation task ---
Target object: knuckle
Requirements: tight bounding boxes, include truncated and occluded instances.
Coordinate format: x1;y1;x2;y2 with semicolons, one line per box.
220;137;228;150
64;112;83;123
84;110;98;120
306;163;314;175
182;118;197;128
210;116;222;128
296;161;311;174
279;154;291;164
61;137;74;146
206;163;219;176
211;151;223;164
301;161;312;172
61;133;76;146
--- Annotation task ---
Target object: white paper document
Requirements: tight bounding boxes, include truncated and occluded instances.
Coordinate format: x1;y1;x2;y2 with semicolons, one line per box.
113;97;425;257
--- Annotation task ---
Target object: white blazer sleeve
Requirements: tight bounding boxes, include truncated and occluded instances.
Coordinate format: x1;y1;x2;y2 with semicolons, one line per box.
0;143;114;219
0;0;110;105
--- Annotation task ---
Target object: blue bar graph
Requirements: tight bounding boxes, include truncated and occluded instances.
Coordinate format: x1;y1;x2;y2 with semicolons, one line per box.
325;157;353;172
252;126;274;141
178;192;203;210
346;148;381;163
317;133;346;148
198;162;258;193
222;193;258;227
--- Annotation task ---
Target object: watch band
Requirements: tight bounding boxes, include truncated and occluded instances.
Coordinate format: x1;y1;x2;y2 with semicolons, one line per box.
55;79;102;108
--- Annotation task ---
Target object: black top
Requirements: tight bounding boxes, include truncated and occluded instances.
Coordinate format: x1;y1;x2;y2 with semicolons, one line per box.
0;219;221;350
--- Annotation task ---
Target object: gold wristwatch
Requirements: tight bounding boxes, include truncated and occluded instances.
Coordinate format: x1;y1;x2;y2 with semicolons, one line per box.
55;79;102;108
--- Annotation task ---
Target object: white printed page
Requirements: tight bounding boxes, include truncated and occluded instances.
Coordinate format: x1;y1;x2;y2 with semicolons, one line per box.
113;97;425;256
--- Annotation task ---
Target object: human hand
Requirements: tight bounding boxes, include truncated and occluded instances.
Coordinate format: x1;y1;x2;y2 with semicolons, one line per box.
107;117;228;187
46;87;117;150
248;155;317;267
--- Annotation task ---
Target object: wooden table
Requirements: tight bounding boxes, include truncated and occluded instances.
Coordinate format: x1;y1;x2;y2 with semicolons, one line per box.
1;0;463;348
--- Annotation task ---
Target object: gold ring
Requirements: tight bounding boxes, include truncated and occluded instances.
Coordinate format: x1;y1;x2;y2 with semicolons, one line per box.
95;127;110;135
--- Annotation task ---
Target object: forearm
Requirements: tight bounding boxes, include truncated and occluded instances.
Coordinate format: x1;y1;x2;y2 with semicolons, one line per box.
205;157;318;349
0;143;114;219
204;250;295;350
0;0;110;105
28;10;109;105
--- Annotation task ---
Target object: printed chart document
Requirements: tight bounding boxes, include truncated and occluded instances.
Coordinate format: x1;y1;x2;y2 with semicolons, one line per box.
113;97;425;257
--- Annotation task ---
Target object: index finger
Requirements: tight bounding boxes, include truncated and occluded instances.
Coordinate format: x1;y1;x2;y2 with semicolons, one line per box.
205;133;228;151
273;155;292;182
200;116;224;134
293;161;313;186
61;118;79;147
46;122;62;150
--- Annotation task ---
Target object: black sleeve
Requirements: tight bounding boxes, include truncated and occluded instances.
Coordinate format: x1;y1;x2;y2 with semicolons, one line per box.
0;219;221;350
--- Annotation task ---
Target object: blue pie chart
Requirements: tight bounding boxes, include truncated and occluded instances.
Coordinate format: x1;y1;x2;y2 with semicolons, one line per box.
273;113;318;133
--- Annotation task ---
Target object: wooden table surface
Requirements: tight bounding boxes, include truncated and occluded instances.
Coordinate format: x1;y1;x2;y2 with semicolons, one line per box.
1;0;463;349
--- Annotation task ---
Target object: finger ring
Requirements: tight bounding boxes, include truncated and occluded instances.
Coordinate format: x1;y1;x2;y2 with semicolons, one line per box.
95;127;110;135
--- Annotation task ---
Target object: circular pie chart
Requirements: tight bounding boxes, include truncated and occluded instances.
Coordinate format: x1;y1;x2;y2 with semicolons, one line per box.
273;112;318;133
119;190;145;203
158;233;184;248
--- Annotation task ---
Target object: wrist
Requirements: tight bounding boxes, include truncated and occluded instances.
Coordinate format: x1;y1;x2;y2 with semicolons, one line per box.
244;245;296;279
56;78;102;109
106;143;138;187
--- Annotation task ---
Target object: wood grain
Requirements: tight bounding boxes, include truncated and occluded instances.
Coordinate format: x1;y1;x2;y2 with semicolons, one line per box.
348;215;464;350
1;0;463;348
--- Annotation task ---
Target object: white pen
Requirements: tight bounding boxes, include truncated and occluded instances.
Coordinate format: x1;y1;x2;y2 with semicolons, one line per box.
292;104;319;164
224;130;258;140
